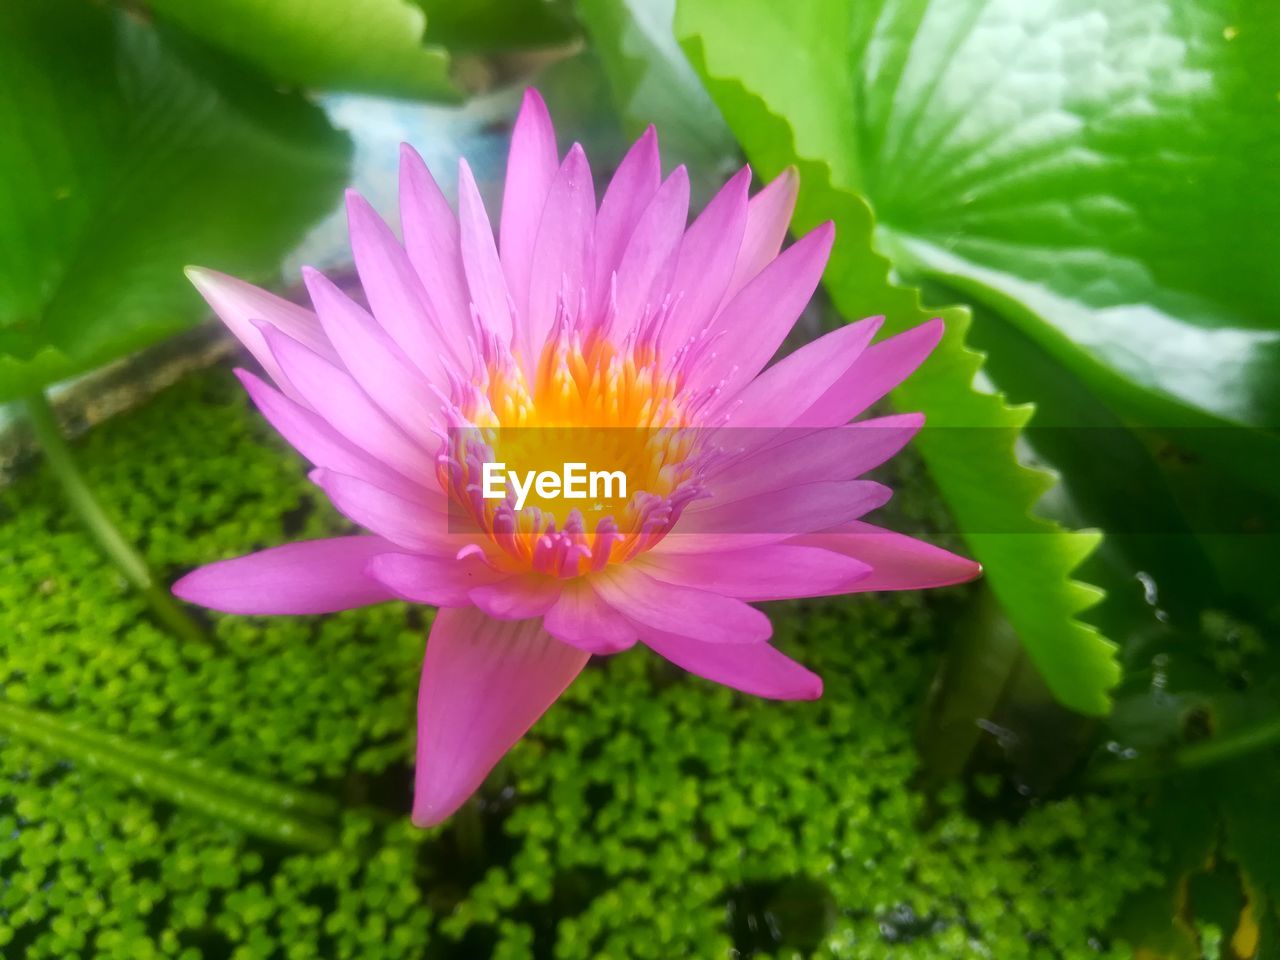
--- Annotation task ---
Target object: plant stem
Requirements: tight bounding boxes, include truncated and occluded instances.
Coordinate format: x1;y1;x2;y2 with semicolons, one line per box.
21;390;208;646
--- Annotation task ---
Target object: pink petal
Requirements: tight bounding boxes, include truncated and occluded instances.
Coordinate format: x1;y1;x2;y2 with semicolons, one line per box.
794;318;945;427
723;166;799;303
413;608;588;826
640;629;822;700
707;414;924;502
365;552;505;606
612;166;689;329
691;222;835;397
172;537;395;615
793;521;981;591
345;191;458;377
591;127;661;316
660;166;750;354
470;575;563;620
721;315;883;427
542;579;637;654
303;267;439;444
260;325;434;483
635;544;870;601
186;267;337;405
234;369;423;502
458;159;514;344
593;568;772;644
311;468;453;556
527;144;595;355
677;479;892;536
399;145;474;355
500;89;559;325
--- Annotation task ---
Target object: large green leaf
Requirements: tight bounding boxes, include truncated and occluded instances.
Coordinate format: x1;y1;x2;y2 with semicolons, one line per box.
0;0;350;402
145;0;458;99
678;0;1120;714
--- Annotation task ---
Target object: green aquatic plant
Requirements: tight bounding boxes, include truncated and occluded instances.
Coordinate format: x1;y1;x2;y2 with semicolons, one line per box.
0;369;1159;957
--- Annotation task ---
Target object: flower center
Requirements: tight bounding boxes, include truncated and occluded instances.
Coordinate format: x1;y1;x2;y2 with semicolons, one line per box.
438;325;704;577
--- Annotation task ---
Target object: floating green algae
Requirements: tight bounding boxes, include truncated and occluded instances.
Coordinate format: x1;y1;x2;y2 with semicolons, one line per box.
0;368;1159;958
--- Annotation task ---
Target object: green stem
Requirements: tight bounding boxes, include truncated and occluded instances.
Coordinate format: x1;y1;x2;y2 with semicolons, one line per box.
21;390;208;646
1091;715;1280;784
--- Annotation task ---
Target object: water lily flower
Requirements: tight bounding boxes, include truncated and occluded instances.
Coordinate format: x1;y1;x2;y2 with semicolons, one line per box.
173;90;979;827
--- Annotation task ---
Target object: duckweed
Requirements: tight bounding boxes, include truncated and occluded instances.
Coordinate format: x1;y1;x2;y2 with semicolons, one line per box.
0;368;1160;958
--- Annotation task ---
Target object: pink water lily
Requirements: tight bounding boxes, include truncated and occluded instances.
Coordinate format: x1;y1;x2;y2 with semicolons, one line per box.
173;90;979;827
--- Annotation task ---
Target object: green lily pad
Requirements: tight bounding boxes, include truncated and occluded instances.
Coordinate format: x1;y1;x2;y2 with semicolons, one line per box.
0;0;350;402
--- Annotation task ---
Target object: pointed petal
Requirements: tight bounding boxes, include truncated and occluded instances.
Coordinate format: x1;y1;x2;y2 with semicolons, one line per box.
365;552;504;606
591;127;660;314
527;145;595;354
311;469;452;555
657;480;893;554
303;267;439;444
691;222;834;397
706;415;924;502
722;315;883;427
500;89;559;324
660;166;750;353
413;608;588;826
346;191;456;377
794;318;945;427
260;325;434;483
234;369;423;501
613;166;689;329
399;144;474;353
172;537;395;615
470;575;563;620
593;568;772;644
793;521;982;591
635;545;870;601
641;629;822;700
542;579;637;653
457;159;514;343
723;166;798;303
186;267;336;405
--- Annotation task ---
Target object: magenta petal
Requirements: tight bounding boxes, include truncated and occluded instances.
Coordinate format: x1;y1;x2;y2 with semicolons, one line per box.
708;414;924;502
661;166;750;353
794;318;945;427
303;267;439;443
640;629;822;701
527;144;595;356
591;127;660;316
260;325;434;483
398;145;474;354
345;191;457;377
678;479;892;535
723;166;799;302
593;569;772;644
636;545;870;601
542;579;637;654
311;469;452;556
793;521;982;591
612;166;689;328
458;158;514;343
470;575;563;620
692;222;835;397
413;608;588;826
722;315;883;428
186;268;337;405
172;537;395;615
500;89;559;324
234;369;423;501
365;552;505;606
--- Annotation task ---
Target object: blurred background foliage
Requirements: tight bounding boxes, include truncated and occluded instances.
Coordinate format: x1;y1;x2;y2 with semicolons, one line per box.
1;0;1278;957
